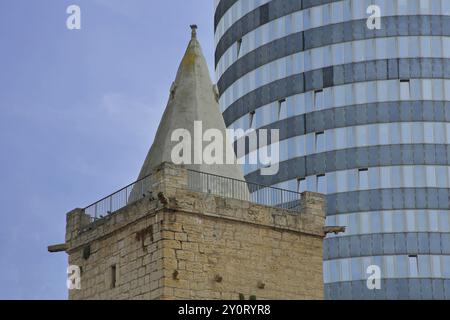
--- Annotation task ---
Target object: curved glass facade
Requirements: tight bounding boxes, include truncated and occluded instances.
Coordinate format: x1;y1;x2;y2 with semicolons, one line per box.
215;0;450;299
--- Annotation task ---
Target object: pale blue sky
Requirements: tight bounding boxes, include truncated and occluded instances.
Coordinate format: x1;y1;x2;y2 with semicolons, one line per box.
0;0;215;299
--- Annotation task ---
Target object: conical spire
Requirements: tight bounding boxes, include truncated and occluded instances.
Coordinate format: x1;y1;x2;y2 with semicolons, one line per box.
136;26;245;181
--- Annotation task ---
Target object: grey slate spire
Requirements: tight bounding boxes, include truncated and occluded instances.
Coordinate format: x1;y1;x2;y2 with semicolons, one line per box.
136;26;245;181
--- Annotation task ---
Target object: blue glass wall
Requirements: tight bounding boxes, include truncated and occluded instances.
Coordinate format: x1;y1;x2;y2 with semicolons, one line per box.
215;0;450;299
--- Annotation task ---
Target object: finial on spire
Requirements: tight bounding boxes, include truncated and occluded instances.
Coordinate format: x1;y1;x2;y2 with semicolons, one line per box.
190;24;198;39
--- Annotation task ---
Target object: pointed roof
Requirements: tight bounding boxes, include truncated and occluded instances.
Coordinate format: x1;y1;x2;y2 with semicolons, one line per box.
136;26;245;181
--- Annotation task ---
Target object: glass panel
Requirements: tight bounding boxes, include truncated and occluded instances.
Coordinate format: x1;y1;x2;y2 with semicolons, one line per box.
317;175;326;194
359;169;369;189
314;90;324;110
400;80;410;100
393;212;405;233
432;256;442;278
316;132;325;153
409;255;419;277
298;178;307;193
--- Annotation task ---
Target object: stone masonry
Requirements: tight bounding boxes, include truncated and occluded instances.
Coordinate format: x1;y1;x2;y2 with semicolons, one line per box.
65;162;326;300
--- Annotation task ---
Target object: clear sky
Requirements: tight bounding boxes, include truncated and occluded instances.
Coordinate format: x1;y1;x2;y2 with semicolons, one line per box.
0;0;215;299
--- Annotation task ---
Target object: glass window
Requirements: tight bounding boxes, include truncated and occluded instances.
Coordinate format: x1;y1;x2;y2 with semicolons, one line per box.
297;178;306;193
379;124;390;145
401;123;412;143
314;89;324;110
327;172;337;194
391;167;402;188
348;169;358;192
390;123;401;144
380;167;391;188
398;0;409;13
383;212;393;232
421;37;432;57
426;166;437;187
433;79;444;100
330;261;339;283
400;80;410;100
397;256;408;278
359;169;369;189
412;123;424;143
420;0;430;12
375;38;387;60
443;212;450;232
406;211;416;231
306;134;315;154
435;123;446;144
298;136;306;156
414;166;426;187
236;38;242;59
337;170;348;193
316;132;325;153
403;166;414;187
409;255;419;277
429;211;439;232
360;213;370;234
323;261;330;283
443;257;450;278
399;38;409;58
369;167;380;189
348;213;358;235
341;259;350;282
355;82;367;104
278;99;287;120
422;79;433;100
432;256;442;278
351;259;361;281
335;128;346;149
325;130;334;151
419;255;431;277
347;127;356;148
416;212;428;231
371;211;382;233
249;111;255;129
334;84;345;106
443;0;450;15
424;123;435;144
368;125;378;145
393;212;405;233
388;78;399;100
385;256;395;278
356;126;367;147
317;175;326;194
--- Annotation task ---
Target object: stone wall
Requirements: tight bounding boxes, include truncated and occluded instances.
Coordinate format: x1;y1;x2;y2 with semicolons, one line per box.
65;163;326;300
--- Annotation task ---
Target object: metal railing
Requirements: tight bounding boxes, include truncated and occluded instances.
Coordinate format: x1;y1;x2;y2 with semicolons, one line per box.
84;168;303;221
84;174;154;221
187;169;302;212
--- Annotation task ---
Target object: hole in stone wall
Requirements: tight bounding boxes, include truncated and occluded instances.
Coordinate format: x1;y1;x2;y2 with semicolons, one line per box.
111;265;117;289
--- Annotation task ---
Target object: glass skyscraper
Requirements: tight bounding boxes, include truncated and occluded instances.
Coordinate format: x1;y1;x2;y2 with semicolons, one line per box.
214;0;450;299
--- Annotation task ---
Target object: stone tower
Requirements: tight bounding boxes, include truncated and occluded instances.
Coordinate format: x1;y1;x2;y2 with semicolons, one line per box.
49;27;328;300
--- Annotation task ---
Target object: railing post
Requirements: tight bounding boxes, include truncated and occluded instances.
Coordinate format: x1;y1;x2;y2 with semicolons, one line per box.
281;190;283;208
232;179;235;199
